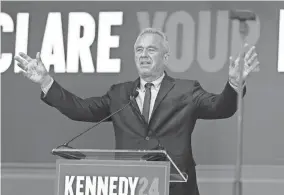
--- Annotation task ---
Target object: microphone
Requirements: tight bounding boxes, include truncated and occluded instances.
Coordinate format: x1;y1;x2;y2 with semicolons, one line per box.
52;91;139;160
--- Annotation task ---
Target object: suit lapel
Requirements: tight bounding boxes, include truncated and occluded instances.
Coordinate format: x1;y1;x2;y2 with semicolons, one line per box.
129;77;141;114
150;73;175;123
129;73;175;128
129;77;150;129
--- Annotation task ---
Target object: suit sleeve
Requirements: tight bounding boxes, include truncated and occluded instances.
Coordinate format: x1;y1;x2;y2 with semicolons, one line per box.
41;80;113;122
192;80;246;119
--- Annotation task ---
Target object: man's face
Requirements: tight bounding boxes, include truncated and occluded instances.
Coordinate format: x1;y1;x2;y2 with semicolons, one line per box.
134;33;167;78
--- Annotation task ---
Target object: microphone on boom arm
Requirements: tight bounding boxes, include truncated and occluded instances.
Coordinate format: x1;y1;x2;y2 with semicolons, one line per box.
52;91;139;160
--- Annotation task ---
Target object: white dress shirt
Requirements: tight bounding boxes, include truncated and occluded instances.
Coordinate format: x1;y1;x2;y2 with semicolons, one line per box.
135;73;165;121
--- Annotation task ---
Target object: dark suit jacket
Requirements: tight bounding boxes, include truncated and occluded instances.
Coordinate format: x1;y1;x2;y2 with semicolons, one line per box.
41;72;245;195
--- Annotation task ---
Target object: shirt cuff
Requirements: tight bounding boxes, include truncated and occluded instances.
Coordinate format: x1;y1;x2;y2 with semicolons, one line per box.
229;79;246;92
41;76;54;96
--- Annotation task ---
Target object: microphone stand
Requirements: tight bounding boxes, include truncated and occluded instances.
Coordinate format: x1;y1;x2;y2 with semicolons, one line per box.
234;20;248;195
229;10;257;195
52;94;138;160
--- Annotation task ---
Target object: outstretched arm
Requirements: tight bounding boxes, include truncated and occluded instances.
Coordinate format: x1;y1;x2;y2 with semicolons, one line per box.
14;52;112;122
41;79;112;122
193;44;259;119
192;81;245;119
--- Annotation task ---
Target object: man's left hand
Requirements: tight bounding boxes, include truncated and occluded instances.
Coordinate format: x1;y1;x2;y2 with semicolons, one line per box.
229;45;260;88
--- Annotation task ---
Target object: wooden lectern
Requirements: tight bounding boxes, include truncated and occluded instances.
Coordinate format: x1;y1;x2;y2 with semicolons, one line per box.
52;148;188;195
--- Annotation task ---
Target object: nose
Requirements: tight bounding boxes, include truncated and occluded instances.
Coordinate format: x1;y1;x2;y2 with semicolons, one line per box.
141;49;148;57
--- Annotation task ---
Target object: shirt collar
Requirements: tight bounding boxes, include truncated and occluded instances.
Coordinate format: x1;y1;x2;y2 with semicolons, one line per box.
139;72;165;91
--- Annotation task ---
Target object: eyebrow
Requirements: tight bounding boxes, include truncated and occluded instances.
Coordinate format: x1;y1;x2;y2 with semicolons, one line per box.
135;46;159;49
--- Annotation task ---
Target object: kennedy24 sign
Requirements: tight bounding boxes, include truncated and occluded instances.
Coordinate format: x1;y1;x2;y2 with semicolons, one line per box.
56;159;170;195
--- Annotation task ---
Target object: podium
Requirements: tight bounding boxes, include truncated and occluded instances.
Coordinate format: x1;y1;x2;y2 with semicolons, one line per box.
52;148;188;195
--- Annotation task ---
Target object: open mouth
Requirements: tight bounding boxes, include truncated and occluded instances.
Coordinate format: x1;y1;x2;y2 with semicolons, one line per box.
140;61;151;66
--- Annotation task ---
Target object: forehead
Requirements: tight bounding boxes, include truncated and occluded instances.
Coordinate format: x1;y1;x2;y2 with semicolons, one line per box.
135;33;164;48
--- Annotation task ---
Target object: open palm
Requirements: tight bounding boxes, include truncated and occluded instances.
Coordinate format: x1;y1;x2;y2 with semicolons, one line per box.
229;45;260;86
14;52;49;84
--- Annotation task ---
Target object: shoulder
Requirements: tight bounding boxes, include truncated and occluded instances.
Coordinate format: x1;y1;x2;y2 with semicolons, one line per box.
109;81;133;90
174;78;197;85
105;81;134;97
172;77;200;90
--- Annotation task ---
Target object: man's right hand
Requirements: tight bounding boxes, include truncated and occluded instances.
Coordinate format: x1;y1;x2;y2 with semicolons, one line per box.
14;52;52;87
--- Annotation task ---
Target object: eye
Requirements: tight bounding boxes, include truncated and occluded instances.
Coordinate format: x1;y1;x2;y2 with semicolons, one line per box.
136;48;143;53
148;48;156;53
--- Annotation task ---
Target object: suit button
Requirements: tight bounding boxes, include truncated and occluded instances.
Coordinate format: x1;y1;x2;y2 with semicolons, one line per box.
145;136;150;141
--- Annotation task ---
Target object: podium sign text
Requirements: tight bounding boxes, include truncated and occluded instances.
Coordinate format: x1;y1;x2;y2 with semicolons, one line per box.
55;159;170;195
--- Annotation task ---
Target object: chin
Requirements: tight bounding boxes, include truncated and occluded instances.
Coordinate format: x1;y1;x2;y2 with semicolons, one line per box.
139;68;152;75
138;66;150;72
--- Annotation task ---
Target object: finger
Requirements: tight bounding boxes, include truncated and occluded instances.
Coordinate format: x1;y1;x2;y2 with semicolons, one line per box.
229;56;234;68
36;52;43;64
17;69;29;78
244;63;250;73
19;52;33;62
246;60;260;74
250;60;260;71
246;53;258;68
249;52;257;60
243;43;250;55
244;46;256;62
18;61;35;73
229;55;240;69
14;56;28;71
235;57;240;69
246;53;258;66
243;43;252;50
243;43;250;51
16;62;27;71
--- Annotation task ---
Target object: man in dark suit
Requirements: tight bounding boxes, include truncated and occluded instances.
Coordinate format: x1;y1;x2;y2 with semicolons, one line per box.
15;28;259;195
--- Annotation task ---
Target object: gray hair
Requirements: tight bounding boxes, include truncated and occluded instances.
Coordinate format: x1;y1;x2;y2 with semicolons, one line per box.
134;28;170;54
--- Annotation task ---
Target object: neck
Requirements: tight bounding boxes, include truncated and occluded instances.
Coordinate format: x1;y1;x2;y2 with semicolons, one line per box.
140;72;164;83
